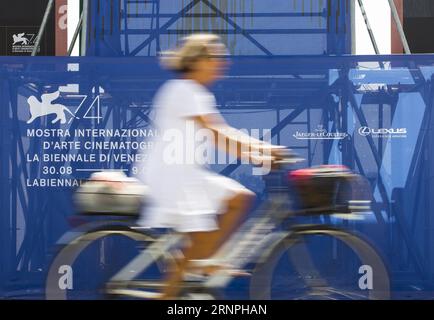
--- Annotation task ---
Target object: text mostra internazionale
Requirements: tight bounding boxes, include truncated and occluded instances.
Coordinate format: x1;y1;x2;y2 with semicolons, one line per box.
27;128;158;138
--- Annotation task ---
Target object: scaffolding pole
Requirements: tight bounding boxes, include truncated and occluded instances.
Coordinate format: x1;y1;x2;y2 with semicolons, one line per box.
31;0;55;56
387;0;411;54
351;0;356;54
81;0;89;56
68;11;84;56
356;0;380;54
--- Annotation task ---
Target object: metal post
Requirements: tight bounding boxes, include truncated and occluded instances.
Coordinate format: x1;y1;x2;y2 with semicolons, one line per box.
428;75;434;282
351;0;356;54
356;0;380;54
68;11;84;56
0;77;11;287
81;0;89;56
156;0;160;52
31;0;55;56
387;0;411;54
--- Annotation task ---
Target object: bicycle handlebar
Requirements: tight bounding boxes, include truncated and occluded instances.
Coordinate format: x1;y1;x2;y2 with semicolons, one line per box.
243;147;305;166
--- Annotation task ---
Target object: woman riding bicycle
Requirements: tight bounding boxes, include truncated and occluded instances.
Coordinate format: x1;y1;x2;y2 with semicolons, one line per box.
136;34;282;299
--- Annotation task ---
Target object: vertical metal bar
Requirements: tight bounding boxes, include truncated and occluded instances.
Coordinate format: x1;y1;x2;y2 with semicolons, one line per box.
119;0;122;31
81;0;89;56
148;1;155;56
276;109;280;145
387;0;411;54
391;0;404;53
321;108;330;164
426;75;434;281
9;82;18;274
124;0;130;55
307;107;312;166
0;78;11;286
341;69;354;170
31;0;55;56
68;11;84;56
156;0;161;52
110;0;114;35
356;0;380;54
326;0;333;53
350;0;356;54
379;102;383;156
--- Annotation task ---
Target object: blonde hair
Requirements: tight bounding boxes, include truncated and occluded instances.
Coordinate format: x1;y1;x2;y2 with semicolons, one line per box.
160;33;227;73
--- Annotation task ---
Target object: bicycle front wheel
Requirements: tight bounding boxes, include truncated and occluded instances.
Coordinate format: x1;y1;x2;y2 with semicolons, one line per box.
45;225;155;300
250;225;390;300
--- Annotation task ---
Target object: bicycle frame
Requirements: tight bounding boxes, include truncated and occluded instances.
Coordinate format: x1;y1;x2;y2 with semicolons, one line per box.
106;178;298;290
46;160;390;300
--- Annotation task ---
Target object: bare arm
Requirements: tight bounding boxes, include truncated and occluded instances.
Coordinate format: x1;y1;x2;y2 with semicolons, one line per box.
192;113;280;160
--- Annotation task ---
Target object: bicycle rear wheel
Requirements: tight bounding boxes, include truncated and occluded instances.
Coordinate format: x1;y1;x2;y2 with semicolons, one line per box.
250;225;390;300
45;225;156;300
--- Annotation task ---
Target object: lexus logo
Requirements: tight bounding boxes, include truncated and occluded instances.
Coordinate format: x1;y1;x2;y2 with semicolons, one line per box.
358;126;407;137
358;126;371;136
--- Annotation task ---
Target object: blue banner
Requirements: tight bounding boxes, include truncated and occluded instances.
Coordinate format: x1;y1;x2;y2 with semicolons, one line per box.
1;55;434;298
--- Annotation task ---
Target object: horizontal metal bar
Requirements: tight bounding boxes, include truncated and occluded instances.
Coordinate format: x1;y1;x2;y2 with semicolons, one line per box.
121;29;327;35
1;54;433;66
125;12;326;18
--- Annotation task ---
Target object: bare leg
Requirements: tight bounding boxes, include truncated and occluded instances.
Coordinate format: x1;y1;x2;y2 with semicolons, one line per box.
161;190;255;299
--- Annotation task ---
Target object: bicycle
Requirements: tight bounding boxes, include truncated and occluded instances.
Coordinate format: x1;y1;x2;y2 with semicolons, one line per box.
45;153;390;300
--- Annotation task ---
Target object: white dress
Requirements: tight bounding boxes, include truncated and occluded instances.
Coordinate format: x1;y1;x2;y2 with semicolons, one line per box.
136;79;248;232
